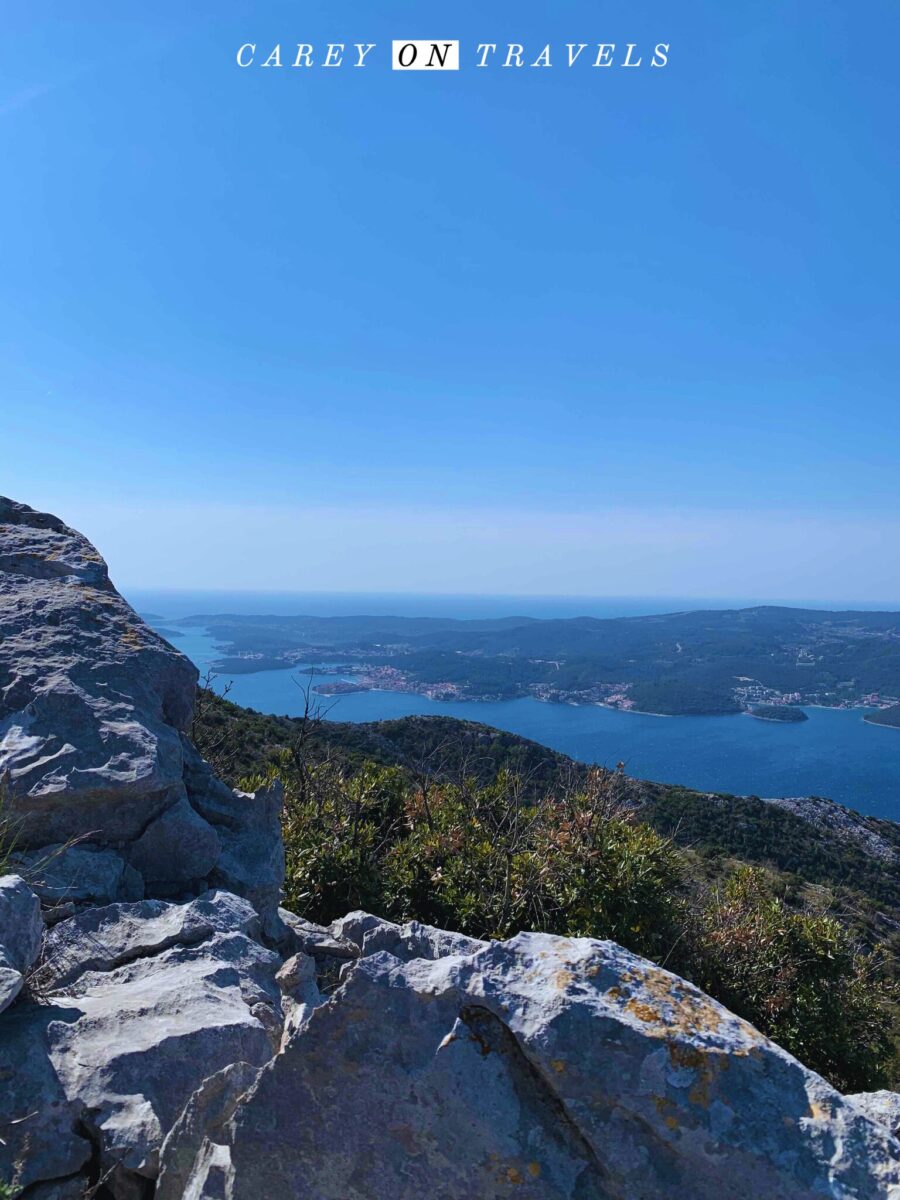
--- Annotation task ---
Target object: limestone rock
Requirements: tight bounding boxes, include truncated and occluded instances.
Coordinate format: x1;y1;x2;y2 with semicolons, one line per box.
0;499;285;929
156;1062;262;1200
128;790;221;890
339;910;488;962
10;842;141;906
161;926;900;1200
0;873;43;972
0;965;23;1012
182;739;284;934
19;1178;92;1199
0;890;282;1195
34;889;261;991
848;1091;900;1138
0;498;196;848
0;873;43;1014
277;907;359;961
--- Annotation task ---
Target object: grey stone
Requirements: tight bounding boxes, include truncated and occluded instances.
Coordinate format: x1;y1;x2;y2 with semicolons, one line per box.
181;738;284;932
16;1177;89;1199
329;909;393;948
0;963;23;1012
128;790;220;888
11;843;132;905
330;910;487;963
277;907;359;961
202;785;285;935
0;873;43;972
0;873;42;1013
848;1091;900;1138
34;889;261;991
0;891;282;1194
0;1001;93;1194
275;952;323;1042
0;499;284;929
156;1062;261;1200
162;926;900;1200
0;499;197;849
364;916;487;962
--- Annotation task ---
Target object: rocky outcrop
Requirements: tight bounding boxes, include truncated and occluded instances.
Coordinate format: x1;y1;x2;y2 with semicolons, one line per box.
0;889;282;1197
0;497;284;931
2;499;899;1199
158;915;900;1200
761;795;900;865
849;1092;900;1139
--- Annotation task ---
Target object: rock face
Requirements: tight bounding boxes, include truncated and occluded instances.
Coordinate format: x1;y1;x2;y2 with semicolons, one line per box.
0;497;284;930
0;889;282;1196
849;1092;900;1139
2;498;900;1200
162;915;900;1200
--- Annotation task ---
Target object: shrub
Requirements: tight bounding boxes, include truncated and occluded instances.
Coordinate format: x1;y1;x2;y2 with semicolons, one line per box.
680;867;897;1091
381;769;681;956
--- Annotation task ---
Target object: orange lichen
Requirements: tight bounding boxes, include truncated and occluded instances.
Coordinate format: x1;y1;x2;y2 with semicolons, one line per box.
625;999;660;1024
808;1101;832;1122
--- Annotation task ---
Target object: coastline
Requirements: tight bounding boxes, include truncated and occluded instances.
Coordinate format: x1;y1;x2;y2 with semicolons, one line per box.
863;714;900;731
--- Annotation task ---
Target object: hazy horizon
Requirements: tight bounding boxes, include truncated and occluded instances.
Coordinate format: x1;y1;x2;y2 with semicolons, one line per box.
124;586;900;621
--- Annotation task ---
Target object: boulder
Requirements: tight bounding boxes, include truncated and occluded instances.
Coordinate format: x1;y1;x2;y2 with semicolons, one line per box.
0;873;43;1014
160;924;900;1200
0;498;196;848
0;890;283;1196
10;842;142;907
848;1091;900;1138
128;789;221;891
0;873;43;971
0;965;22;1013
0;499;284;930
332;910;487;962
33;889;262;991
277;907;358;961
156;1062;262;1200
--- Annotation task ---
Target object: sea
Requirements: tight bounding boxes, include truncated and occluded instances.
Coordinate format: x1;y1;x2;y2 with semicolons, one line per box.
125;590;900;822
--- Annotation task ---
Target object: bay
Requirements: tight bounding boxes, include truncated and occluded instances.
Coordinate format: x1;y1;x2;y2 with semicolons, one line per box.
148;616;900;822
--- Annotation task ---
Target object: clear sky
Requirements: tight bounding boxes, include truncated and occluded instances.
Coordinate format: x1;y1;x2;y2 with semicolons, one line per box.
2;2;899;600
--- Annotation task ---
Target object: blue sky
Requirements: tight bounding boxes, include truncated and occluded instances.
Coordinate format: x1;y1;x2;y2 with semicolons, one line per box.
2;2;899;599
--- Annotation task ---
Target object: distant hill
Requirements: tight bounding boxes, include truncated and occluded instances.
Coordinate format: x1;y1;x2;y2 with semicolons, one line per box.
175;605;900;715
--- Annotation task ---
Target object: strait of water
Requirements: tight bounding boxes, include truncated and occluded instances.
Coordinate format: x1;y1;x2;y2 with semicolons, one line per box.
133;601;900;823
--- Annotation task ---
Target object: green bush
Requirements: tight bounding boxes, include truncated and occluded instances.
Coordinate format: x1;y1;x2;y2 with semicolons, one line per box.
260;755;682;957
381;769;681;956
681;868;897;1091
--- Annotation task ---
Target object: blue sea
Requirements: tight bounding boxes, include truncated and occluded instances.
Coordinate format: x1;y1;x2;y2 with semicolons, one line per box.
126;591;900;822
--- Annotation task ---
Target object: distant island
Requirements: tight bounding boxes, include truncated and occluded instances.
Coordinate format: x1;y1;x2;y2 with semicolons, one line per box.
864;704;900;729
170;606;900;718
749;705;809;723
313;681;371;696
